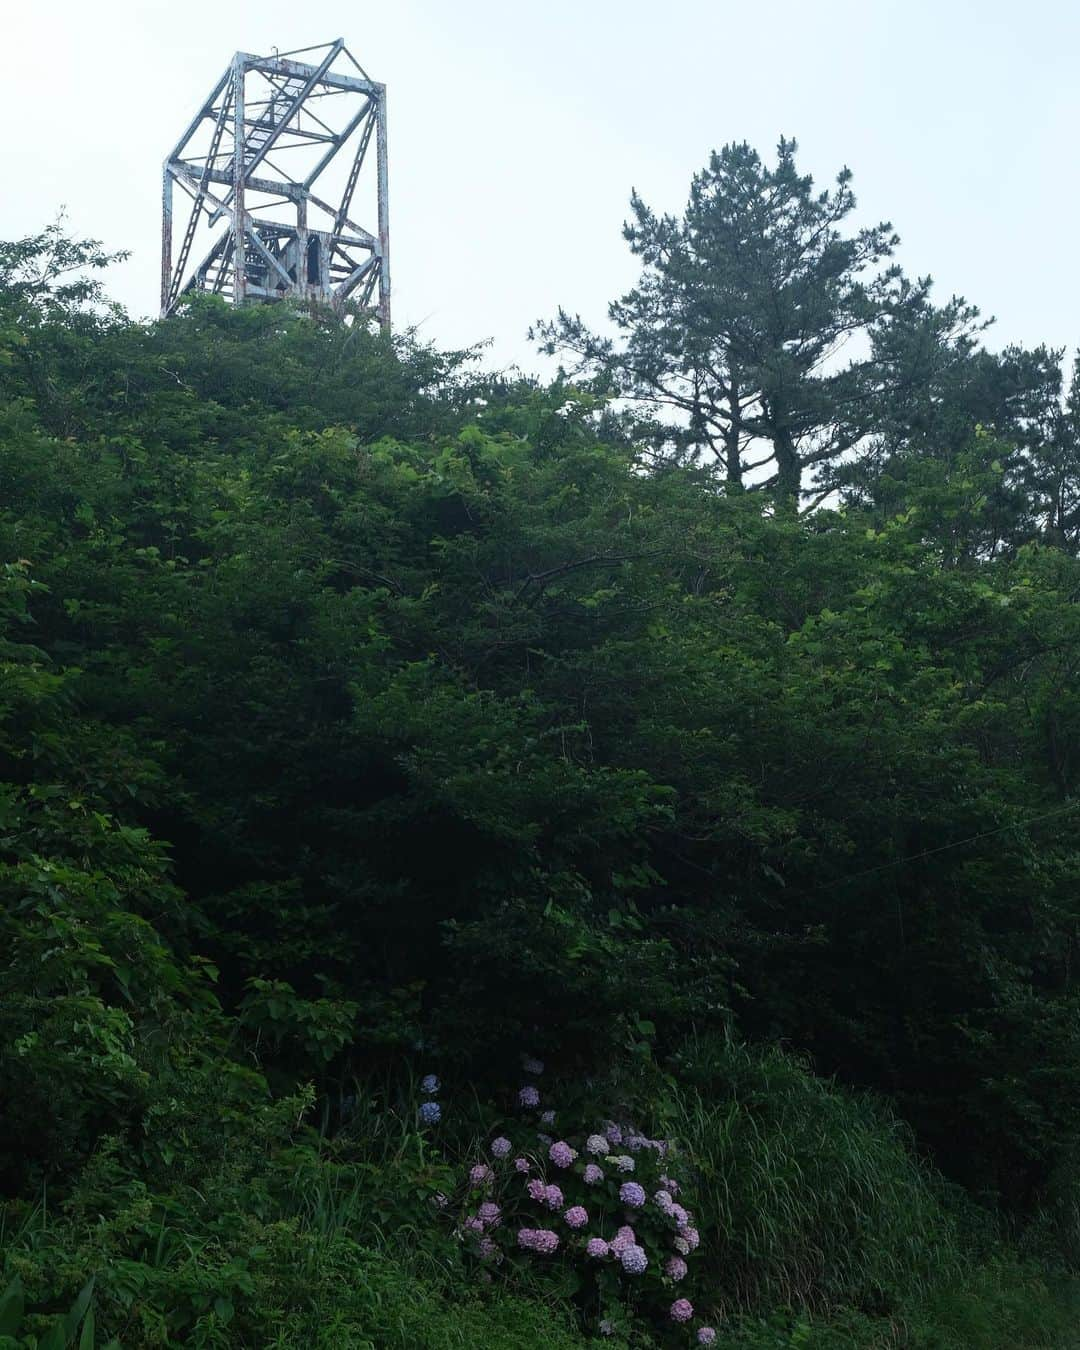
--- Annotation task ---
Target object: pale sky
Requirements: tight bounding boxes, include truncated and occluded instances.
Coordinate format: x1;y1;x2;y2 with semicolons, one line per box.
3;0;1077;373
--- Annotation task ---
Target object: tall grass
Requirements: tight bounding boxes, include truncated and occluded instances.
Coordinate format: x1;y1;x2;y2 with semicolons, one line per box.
670;1037;965;1315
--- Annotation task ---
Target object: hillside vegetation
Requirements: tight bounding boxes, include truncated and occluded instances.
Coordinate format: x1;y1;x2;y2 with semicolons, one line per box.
3;142;1080;1347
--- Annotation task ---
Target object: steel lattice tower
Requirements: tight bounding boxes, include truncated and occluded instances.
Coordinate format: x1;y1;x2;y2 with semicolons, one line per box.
161;39;389;327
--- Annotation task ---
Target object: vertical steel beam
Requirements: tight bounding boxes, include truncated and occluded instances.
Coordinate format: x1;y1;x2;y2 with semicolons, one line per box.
161;168;173;317
231;56;246;304
375;84;390;332
296;195;309;298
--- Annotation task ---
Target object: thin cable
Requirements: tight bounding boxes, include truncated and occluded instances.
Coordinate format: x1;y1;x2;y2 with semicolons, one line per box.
793;798;1079;897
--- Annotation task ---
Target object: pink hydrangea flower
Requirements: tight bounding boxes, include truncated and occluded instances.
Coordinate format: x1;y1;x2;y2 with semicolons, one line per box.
469;1163;494;1188
513;1156;530;1173
549;1140;576;1168
490;1136;512;1158
543;1183;564;1210
697;1330;717;1346
670;1299;694;1322
619;1181;646;1208
609;1225;636;1255
586;1237;610;1258
664;1255;688;1281
519;1085;540;1108
583;1163;605;1185
563;1205;588;1229
620;1243;648;1274
680;1225;700;1251
527;1178;546;1203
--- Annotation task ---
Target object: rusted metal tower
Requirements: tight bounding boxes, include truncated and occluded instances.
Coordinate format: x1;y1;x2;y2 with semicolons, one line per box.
161;39;389;327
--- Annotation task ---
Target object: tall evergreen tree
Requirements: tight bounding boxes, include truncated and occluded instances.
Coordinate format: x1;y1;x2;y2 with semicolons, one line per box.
534;138;914;505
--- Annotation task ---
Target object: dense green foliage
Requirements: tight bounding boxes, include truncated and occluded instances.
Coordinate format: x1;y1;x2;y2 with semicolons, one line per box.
2;160;1080;1346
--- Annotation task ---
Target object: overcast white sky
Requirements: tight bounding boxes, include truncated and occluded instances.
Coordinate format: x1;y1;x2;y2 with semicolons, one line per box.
3;0;1077;373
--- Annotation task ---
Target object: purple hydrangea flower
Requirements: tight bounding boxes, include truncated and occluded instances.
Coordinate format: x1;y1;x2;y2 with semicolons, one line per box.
583;1163;604;1185
478;1236;499;1262
477;1201;501;1228
603;1121;623;1145
586;1133;609;1155
543;1183;564;1210
418;1101;441;1125
673;1234;691;1256
522;1055;544;1075
527;1178;547;1202
697;1329;717;1346
671;1203;689;1226
586;1237;610;1258
619;1181;646;1208
517;1227;559;1254
654;1189;675;1213
620;1243;648;1274
463;1215;485;1233
664;1255;688;1281
514;1156;530;1173
660;1174;680;1195
625;1132;647;1152
490;1136;512;1158
420;1074;439;1095
563;1205;588;1229
611;1154;635;1173
609;1225;636;1255
540;1109;556;1126
518;1085;540;1108
680;1225;700;1251
549;1140;576;1168
469;1163;494;1188
670;1299;694;1323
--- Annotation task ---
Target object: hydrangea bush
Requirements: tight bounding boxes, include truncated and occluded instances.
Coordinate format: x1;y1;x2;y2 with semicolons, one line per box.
422;1060;716;1343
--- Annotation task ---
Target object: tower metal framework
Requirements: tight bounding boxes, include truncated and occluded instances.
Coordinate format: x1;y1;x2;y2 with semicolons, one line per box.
161;39;389;326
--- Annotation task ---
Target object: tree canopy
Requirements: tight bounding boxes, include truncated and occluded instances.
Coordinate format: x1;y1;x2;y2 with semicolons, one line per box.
2;177;1080;1346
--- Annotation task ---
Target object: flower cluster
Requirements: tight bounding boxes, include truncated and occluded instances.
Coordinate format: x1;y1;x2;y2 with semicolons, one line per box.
418;1071;442;1125
446;1058;714;1343
517;1228;559;1254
